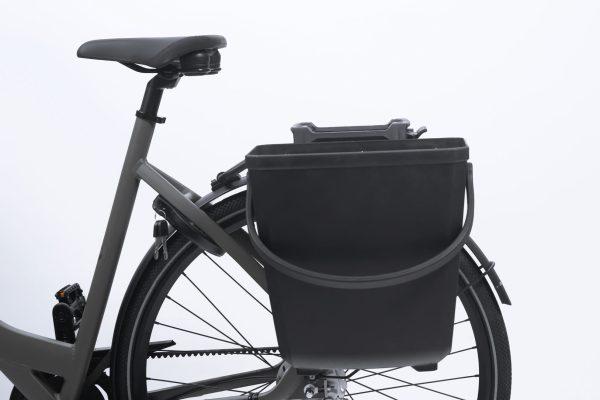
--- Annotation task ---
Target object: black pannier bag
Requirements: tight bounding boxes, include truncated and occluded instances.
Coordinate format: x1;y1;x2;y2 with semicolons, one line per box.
245;122;473;369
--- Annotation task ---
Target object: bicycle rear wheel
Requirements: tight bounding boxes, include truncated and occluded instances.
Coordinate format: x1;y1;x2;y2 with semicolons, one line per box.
111;191;511;400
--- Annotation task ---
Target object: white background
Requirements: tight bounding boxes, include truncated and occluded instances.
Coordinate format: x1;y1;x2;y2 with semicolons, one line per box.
0;0;599;398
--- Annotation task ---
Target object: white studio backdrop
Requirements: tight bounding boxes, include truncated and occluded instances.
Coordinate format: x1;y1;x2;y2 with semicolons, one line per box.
0;0;598;398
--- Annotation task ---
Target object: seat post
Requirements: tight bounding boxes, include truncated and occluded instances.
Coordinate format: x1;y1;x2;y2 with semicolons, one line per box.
137;73;180;123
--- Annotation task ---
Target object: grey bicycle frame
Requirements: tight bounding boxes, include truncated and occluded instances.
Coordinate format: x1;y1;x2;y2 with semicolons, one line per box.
0;74;284;400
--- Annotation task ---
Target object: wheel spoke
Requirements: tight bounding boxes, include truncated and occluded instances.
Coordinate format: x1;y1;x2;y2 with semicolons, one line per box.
154;321;245;347
203;252;272;314
351;380;399;400
242;382;268;394
448;346;477;356
454;318;470;326
245;380;274;395
147;377;247;394
182;271;272;367
350;367;403;382
166;295;246;348
362;369;466;400
348;374;479;396
147;377;186;385
349;345;476;384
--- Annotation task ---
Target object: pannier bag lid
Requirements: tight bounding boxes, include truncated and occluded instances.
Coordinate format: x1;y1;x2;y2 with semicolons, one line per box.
246;138;468;170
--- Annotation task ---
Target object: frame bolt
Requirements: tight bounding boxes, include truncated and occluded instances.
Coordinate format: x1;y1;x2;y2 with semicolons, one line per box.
304;384;318;399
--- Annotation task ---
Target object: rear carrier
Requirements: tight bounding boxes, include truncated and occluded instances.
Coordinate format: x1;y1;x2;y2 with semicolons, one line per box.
245;119;474;369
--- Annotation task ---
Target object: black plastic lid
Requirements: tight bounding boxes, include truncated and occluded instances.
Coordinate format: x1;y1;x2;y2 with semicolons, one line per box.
246;138;469;170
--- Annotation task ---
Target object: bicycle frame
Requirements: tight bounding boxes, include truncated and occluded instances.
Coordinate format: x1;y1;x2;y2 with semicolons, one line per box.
0;74;275;400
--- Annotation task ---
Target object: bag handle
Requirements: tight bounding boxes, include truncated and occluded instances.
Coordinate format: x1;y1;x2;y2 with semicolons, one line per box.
246;163;474;289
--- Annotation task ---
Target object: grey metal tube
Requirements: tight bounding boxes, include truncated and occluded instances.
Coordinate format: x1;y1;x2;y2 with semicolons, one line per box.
61;117;157;400
0;321;73;376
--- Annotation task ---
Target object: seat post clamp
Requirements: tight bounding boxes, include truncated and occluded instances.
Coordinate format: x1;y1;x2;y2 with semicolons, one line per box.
136;110;166;124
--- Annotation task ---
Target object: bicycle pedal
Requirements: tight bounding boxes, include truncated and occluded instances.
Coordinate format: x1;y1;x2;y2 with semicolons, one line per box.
53;283;86;343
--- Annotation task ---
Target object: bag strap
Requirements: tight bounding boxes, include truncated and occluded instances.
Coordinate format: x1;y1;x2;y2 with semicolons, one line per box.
246;163;474;289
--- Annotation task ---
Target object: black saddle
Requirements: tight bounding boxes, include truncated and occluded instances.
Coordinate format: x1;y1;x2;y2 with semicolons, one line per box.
77;35;226;74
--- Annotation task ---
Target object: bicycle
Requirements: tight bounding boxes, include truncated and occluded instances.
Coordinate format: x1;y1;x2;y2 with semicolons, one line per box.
0;35;512;400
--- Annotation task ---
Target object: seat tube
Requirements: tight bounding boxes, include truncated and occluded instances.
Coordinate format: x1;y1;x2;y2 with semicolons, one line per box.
61;74;178;400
